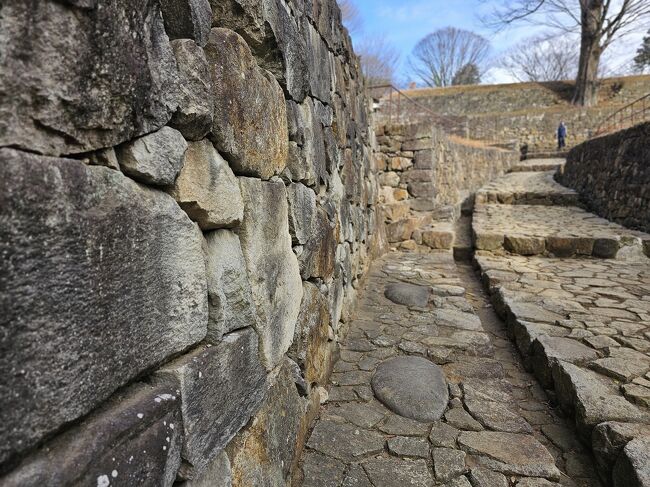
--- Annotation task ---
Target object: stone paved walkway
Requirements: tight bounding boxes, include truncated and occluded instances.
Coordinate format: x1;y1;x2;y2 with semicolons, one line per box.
300;252;600;487
473;204;650;259
475;172;579;207
473;162;650;486
510;159;565;173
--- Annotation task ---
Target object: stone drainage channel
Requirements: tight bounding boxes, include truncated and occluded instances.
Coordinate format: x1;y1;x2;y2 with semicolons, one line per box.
298;249;600;487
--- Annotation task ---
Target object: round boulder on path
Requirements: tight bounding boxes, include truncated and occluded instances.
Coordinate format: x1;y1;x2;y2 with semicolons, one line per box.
371;356;448;422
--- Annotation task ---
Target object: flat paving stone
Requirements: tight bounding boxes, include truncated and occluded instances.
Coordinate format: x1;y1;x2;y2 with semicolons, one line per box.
362;457;433;487
432;447;467;482
458;431;561;480
306;420;385;462
387;436;430;458
371;356;448;422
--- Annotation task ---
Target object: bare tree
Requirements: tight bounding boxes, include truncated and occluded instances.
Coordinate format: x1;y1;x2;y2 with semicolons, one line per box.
357;38;401;85
409;27;491;87
338;0;363;35
634;29;650;73
484;0;650;106
501;36;579;81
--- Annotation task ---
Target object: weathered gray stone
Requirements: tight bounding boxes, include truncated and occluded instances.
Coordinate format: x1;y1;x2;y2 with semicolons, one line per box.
238;178;303;369
305;23;332;103
613;437;650;487
302;452;345;487
552;361;649;438
464;399;532;434
387;436;430;459
154;329;266;479
294;98;328;186
444;408;484;432
160;0;212;46
531;336;599;388
0;1;179;156
88;147;120;170
363;457;433;487
168;140;243;229
457;431;560;480
429;422;460;448
468;467;508;487
592;422;650;480
117;126;188;185
384;283;430;308
205;28;288;180
432;448;467;482
227;360;306;486
306;420;385;462
209;0;310;101
0;382;182;487
327;401;388;429
205;230;259;342
299;208;337;280
180;451;232;487
515;479;556;487
379;414;432;437
371;356;448;422
287;183;317;245
0;150;207;466
342;464;373;487
169;40;214;141
288;282;331;385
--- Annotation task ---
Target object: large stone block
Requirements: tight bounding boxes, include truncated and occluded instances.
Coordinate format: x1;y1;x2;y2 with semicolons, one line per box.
287;183;317;245
160;0;212;46
117;126;189;186
169;40;214;141
0;0;179;156
154;329;267;480
238;178;303;369
0;149;207;466
1;382;183;486
298;208;337;280
205;28;288;180
288;282;332;385
168;140;243;229
304;22;332;103
205;230;259;342
209;0;310;101
227;360;306;486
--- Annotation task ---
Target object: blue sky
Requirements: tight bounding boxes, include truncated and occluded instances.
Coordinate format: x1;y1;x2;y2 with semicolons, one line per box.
348;0;644;85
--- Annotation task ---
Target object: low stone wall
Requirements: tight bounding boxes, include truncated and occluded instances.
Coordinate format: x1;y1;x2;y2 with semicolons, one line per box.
376;76;650;153
557;122;650;233
0;1;384;484
375;123;517;246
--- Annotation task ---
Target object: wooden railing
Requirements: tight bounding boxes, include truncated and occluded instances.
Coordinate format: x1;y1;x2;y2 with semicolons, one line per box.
594;93;650;137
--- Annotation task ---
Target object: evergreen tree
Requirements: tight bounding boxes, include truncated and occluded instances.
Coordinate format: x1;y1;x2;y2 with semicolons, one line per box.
634;30;650;73
452;63;481;85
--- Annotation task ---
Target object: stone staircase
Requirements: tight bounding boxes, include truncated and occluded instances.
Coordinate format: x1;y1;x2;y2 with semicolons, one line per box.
473;158;650;486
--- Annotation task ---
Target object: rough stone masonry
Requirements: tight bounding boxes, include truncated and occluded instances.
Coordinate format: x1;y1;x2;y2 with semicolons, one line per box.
0;0;385;484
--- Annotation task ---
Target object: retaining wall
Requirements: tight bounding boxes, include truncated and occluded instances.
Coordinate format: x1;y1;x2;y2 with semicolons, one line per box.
0;1;384;485
558;122;650;233
375;123;518;245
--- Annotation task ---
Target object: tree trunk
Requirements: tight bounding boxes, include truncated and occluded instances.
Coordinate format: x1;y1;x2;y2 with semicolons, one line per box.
573;1;603;107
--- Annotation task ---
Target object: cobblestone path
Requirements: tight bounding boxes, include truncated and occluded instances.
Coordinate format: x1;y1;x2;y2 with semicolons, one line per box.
474;161;650;486
299;159;650;487
300;251;600;486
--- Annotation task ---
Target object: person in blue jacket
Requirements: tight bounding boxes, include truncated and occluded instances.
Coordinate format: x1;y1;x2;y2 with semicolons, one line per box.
557;121;567;149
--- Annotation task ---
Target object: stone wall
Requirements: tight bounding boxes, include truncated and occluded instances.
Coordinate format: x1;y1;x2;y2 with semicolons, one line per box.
375;123;517;247
376;76;650;153
0;1;384;485
557;122;650;234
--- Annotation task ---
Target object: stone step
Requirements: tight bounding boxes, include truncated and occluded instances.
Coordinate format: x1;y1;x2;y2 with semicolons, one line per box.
476;171;580;207
510;158;565;173
475;253;650;485
473;204;650;259
522;151;569;161
302;251;600;487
